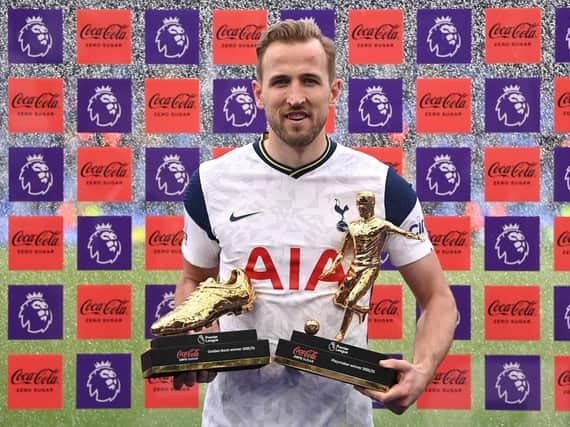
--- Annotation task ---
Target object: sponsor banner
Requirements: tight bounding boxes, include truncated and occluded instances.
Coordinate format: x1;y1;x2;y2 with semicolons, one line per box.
8;285;63;340
417;354;471;409
484;147;540;202
554;286;570;341
451;285;471;340
8;8;63;64
485;355;540;410
367;285;402;339
145;147;199;202
144;376;199;408
145;284;176;339
416;78;471;133
484;216;540;271
213;79;266;133
554;355;570;411
145;79;200;133
554;147;570;202
9;216;63;271
485;285;540;341
348;79;403;133
348;9;403;65
144;9;199;64
555;77;570;133
485;8;541;64
77;147;132;202
416;147;471;201
9;147;63;202
77;216;132;271
484;78;540;133
212;147;236;158
416;8;472;64
8;78;64;133
425;216;471;271
77;284;132;339
280;9;335;40
145;216;184;270
554;217;570;272
212;9;266;65
76;354;131;409
77;78;132;133
555;8;570;63
353;147;403;175
76;9;131;64
7;354;63;409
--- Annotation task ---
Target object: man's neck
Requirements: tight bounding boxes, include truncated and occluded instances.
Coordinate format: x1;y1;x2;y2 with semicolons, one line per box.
263;131;328;169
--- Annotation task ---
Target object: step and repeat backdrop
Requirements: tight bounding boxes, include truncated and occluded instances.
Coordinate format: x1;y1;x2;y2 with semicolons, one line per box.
1;0;569;425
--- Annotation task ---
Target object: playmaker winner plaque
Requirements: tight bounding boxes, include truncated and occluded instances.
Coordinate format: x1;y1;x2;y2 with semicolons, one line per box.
141;268;270;378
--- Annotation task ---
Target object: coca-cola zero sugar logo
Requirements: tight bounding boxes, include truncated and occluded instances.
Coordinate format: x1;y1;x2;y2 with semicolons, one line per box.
155;154;189;196
11;367;60;385
352;23;399;41
212;10;266;65
292;346;319;362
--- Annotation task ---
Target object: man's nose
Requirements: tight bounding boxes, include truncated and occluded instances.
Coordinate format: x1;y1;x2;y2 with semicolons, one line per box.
286;82;306;106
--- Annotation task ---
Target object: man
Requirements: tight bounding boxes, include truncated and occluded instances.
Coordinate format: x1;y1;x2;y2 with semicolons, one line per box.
176;19;457;425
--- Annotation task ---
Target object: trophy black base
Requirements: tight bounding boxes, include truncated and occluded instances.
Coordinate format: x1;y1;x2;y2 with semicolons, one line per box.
141;329;270;379
274;331;397;392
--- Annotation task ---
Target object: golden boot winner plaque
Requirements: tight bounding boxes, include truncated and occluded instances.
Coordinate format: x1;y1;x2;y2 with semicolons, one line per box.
141;268;270;378
274;192;424;391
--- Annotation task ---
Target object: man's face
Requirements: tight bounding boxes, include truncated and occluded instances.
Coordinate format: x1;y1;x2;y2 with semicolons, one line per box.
357;200;375;219
253;39;340;148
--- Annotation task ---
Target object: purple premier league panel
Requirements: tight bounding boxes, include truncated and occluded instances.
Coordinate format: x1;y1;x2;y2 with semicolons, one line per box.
213;79;267;134
8;285;63;340
279;9;335;40
76;353;131;409
416;8;472;64
144;9;200;64
8;8;63;64
77;216;132;271
145;147;200;202
485;355;540;411
415;147;471;202
348;79;403;133
484;78;540;133
484;216;540;271
145;284;176;339
77;78;132;133
555;8;570;63
9;147;64;202
554;147;570;202
554;286;570;341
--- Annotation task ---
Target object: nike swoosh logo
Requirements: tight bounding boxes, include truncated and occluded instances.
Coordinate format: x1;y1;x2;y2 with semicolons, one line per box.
229;211;261;222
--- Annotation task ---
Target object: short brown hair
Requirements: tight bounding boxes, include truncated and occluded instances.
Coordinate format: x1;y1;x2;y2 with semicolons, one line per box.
256;19;336;83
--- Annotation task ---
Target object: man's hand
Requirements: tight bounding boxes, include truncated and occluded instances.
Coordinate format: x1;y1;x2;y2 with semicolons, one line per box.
354;358;432;415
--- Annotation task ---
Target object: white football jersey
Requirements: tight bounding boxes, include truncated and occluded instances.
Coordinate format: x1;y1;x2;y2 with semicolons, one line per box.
182;135;432;427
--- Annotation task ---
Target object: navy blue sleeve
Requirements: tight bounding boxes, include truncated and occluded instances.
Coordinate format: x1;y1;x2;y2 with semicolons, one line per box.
384;167;418;227
183;168;217;241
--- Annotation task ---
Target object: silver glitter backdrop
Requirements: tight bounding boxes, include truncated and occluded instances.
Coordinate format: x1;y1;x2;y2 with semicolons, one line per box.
1;0;569;425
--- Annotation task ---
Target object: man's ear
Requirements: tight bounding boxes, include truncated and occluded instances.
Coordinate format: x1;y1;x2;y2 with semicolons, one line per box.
252;80;264;109
329;79;342;106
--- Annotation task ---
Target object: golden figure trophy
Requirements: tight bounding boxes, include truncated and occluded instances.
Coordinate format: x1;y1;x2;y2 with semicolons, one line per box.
141;268;270;379
275;191;424;391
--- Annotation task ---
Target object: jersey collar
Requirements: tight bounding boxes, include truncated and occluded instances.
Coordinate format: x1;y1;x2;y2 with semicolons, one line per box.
253;133;337;179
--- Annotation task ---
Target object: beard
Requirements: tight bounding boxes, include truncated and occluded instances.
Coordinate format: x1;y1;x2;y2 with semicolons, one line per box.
267;111;327;148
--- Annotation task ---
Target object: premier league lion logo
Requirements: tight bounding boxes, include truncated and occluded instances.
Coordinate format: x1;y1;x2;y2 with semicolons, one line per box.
494;223;530;265
223;86;257;127
495;85;530;127
88;223;122;265
87;86;122;127
18;292;53;334
358;86;393;127
566;28;570;51
155;291;176;320
155;17;189;59
427;16;461;58
565;305;570;330
495;362;530;404
564;165;570;191
87;361;121;403
19;154;53;196
18;16;53;58
155;154;189;196
426;154;460;196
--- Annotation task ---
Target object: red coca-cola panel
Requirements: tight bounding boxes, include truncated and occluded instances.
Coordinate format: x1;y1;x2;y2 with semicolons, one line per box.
145;216;184;270
425;216;471;270
77;147;132;201
555;355;570;411
9;216;63;271
368;285;402;339
145;79;200;133
554;216;570;272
